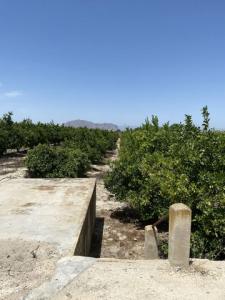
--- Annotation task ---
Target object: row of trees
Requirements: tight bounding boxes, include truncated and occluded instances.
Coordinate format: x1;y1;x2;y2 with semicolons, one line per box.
0;112;119;177
0;112;118;158
105;107;225;260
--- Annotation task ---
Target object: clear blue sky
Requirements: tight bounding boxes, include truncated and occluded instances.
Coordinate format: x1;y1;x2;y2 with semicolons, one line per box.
0;0;225;127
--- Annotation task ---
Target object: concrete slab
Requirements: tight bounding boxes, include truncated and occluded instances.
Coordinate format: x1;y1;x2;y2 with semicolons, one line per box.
53;258;225;300
24;256;96;300
0;178;96;256
0;178;96;300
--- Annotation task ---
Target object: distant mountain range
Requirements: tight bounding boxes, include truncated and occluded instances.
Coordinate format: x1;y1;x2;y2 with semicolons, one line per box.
64;120;119;131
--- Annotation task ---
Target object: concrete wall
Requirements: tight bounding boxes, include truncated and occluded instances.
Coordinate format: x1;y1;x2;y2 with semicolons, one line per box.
74;183;96;256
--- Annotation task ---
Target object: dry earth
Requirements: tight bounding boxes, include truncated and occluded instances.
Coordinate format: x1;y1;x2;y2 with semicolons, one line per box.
87;149;146;259
0;153;26;183
0;239;59;300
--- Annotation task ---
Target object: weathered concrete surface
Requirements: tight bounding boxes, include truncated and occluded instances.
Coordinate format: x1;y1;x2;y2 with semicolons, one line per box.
24;256;96;300
169;203;192;267
52;258;225;300
0;178;96;300
0;178;96;256
144;225;159;259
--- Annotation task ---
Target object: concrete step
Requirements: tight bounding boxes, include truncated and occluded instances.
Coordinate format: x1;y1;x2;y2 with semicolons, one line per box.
25;256;225;300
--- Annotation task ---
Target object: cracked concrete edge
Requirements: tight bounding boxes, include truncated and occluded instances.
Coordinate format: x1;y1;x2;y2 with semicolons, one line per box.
22;256;96;300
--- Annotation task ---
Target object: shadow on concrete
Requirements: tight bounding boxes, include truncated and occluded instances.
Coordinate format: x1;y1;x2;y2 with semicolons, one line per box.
89;217;105;258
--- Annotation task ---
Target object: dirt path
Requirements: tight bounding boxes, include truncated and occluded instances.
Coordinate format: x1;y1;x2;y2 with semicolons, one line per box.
88;149;145;259
0;153;26;183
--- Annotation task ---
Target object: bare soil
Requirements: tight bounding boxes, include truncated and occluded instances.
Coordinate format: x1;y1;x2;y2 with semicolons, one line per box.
0;239;59;300
0;152;27;182
88;150;147;259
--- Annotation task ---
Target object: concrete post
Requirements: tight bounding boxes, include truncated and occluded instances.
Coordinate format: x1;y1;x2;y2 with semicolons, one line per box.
144;225;159;259
168;203;192;267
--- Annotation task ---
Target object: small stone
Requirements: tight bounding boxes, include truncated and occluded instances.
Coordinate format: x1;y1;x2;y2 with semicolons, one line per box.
66;292;72;298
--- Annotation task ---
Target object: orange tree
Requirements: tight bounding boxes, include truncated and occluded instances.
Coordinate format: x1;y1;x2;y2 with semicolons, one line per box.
105;107;225;259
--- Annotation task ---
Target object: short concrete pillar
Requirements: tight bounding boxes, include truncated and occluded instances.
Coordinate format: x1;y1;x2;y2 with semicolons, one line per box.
168;203;192;267
144;225;159;259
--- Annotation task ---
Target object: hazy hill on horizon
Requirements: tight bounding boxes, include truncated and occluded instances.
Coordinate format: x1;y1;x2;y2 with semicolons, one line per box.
64;119;119;131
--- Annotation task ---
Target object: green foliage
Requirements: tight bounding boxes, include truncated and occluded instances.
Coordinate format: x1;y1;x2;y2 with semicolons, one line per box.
0;112;118;179
26;144;90;178
106;107;225;259
0;112;119;164
63;127;118;163
0;128;8;156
